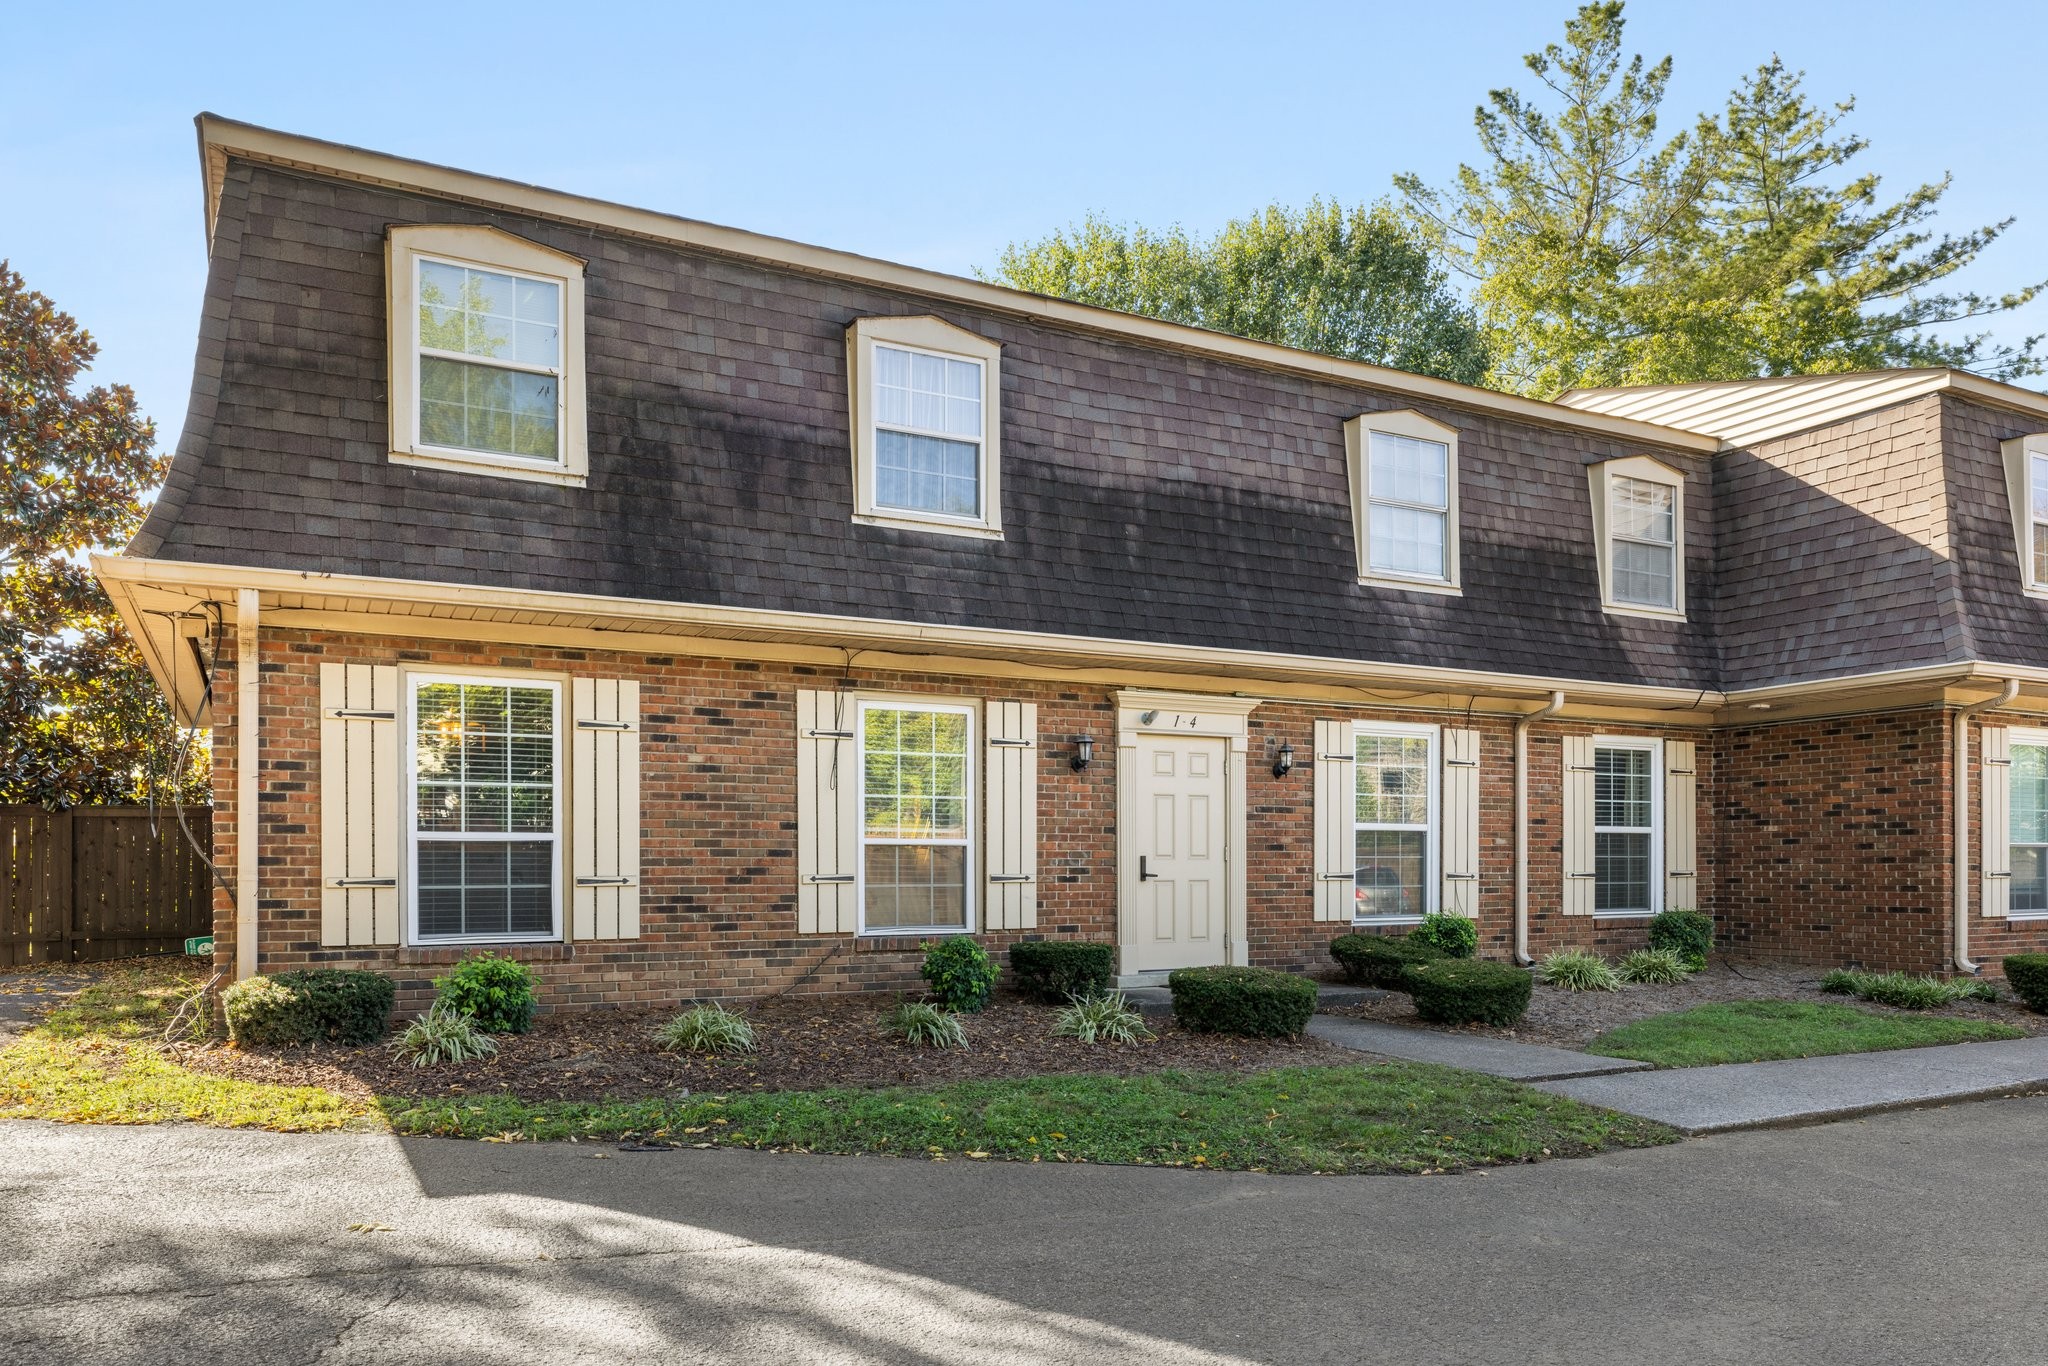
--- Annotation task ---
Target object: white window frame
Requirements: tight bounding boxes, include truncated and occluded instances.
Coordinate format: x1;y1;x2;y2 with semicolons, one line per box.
1350;720;1440;924
1999;435;2048;598
1588;456;1687;620
1343;409;1461;594
854;697;979;937
402;671;564;946
1591;735;1663;918
2009;726;2048;919
386;224;588;487
846;316;1003;539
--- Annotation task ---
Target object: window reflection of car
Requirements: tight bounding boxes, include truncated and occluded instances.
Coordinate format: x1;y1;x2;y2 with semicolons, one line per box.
1354;864;1412;917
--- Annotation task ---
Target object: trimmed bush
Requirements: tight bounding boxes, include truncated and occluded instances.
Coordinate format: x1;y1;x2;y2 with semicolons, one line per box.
1647;910;1714;970
654;1003;757;1055
1009;940;1117;1004
1408;913;1478;959
1615;948;1690;985
273;969;394;1045
222;975;317;1046
1168;966;1318;1038
920;937;999;1012
885;1000;968;1048
1329;934;1444;989
2006;954;2048;1013
1540;949;1622;992
435;952;539;1034
390;1002;499;1068
1051;991;1150;1044
1406;959;1534;1027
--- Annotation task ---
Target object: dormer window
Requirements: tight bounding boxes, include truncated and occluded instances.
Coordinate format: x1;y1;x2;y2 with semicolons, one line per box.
386;225;588;486
1588;456;1687;619
2000;434;2048;595
1343;409;1462;593
846;316;1003;539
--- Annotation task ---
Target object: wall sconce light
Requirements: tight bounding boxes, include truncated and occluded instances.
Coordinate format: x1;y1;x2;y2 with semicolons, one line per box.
1071;736;1094;771
1271;742;1295;778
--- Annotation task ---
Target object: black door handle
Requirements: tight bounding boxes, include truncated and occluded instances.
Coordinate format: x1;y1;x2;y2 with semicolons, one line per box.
1139;856;1159;881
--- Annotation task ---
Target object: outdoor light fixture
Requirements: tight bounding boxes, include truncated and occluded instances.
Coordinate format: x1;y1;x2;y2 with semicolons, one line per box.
1271;742;1295;778
1071;736;1094;771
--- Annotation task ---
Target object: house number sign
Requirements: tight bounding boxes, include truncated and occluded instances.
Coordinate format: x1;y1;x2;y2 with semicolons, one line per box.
1142;712;1203;729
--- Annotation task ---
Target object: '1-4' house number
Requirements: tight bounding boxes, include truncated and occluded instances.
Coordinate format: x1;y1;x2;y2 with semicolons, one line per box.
1161;714;1200;728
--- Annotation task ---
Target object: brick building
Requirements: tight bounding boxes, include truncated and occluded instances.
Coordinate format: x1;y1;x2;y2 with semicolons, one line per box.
97;116;2048;1011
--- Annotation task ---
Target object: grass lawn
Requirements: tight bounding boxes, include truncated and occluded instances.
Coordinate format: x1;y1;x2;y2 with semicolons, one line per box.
1;961;1675;1172
1585;999;2025;1069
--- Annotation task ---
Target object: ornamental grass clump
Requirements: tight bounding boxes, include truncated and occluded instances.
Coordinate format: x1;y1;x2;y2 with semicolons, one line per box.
1540;949;1622;992
885;1000;968;1049
1615;949;1690;985
654;1003;758;1055
1051;991;1151;1045
1822;968;1998;1010
390;1002;499;1069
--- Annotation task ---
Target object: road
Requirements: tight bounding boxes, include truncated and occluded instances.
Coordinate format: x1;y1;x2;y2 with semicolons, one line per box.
2;1099;2042;1364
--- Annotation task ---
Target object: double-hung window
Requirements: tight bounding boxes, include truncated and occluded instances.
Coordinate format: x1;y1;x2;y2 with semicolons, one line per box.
1592;740;1661;915
1344;410;1461;591
858;700;976;933
408;676;561;943
387;225;588;485
847;317;1003;538
2012;735;2048;914
1352;724;1438;920
1999;435;2048;594
1589;457;1686;617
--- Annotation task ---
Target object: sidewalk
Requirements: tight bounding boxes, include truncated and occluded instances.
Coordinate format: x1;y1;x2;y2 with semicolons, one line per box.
1305;1014;1648;1082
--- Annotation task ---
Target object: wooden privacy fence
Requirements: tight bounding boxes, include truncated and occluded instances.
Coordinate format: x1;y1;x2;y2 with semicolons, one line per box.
0;806;215;967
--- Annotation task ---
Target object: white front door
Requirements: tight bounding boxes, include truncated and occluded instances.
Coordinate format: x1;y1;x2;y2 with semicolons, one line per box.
1124;734;1229;973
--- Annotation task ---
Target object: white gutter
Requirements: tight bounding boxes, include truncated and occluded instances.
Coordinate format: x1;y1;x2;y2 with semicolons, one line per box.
1514;691;1568;966
236;587;260;981
1954;679;2019;975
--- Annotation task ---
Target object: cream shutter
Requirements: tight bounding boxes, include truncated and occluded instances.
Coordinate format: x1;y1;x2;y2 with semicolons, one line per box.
1983;726;2012;919
984;700;1038;931
1441;728;1480;917
571;677;640;940
1314;720;1355;922
1562;735;1597;916
796;688;860;934
319;662;400;947
1664;739;1698;913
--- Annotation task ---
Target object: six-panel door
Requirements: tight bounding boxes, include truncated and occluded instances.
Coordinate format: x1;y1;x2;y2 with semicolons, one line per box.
1124;734;1229;972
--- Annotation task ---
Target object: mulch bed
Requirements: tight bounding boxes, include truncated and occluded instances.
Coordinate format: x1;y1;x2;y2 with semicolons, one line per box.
1323;960;2048;1049
174;991;1356;1103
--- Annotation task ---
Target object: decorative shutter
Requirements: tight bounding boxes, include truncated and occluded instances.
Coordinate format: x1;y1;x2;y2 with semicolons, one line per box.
984;700;1038;931
571;677;640;940
796;688;860;934
1983;726;2012;919
1664;739;1698;913
1313;720;1355;922
1441;728;1481;917
1562;735;1597;916
320;662;400;947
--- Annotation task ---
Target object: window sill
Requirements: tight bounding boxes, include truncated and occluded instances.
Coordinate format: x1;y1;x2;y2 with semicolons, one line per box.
855;930;974;952
398;942;574;966
1350;915;1425;928
852;512;1003;541
392;447;588;487
2002;913;2048;922
1591;911;1655;921
1356;574;1461;597
1601;601;1687;623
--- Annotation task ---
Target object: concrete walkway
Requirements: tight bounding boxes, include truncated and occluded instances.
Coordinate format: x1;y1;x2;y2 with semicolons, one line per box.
1305;1014;1648;1081
1540;1034;2048;1134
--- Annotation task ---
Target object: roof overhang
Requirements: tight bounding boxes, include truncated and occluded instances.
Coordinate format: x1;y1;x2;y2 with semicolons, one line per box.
193;113;1719;456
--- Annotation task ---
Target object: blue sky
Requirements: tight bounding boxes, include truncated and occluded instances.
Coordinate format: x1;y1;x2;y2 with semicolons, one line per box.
5;0;2044;445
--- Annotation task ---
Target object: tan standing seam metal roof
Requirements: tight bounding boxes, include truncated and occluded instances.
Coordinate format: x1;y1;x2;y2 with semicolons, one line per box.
1560;370;2048;448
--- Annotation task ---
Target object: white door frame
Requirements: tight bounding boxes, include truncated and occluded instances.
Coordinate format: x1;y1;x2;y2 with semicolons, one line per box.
1116;689;1257;974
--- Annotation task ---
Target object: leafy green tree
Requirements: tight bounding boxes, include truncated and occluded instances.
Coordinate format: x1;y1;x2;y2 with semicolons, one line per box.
1398;2;2043;394
986;200;1491;384
0;261;204;807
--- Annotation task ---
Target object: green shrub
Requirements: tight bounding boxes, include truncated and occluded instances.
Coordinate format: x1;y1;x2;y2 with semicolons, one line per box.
1329;934;1444;989
1647;910;1714;970
1857;972;1964;1011
1168;966;1317;1038
1051;991;1151;1044
1615;948;1690;985
1408;913;1478;959
389;1002;499;1068
272;969;394;1045
435;952;538;1034
1819;968;1862;995
1540;950;1622;992
1009;940;1116;1004
222;975;317;1046
919;938;999;1012
654;1003;757;1054
2006;954;2048;1013
885;1000;968;1048
1405;959;1534;1027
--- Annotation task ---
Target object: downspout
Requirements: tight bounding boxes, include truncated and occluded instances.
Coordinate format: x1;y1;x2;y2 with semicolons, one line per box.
1515;690;1568;966
236;588;261;982
1954;678;2019;975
